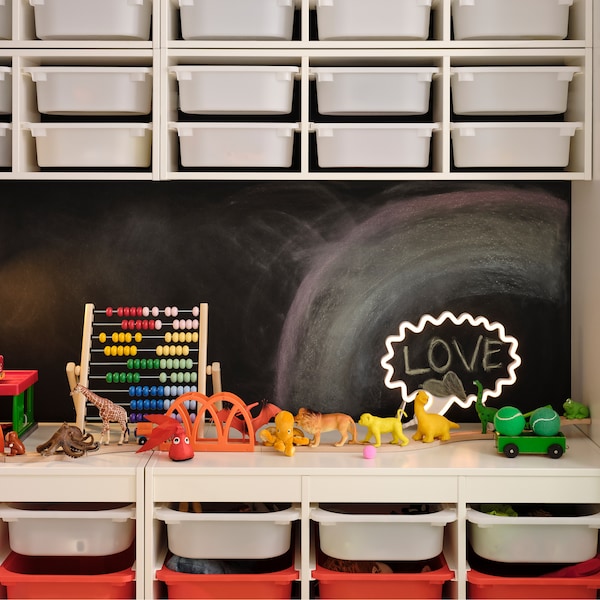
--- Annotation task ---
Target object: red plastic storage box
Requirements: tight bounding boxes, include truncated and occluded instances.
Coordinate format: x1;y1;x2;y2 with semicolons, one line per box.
467;566;600;599
156;553;298;599
0;546;135;599
313;553;454;600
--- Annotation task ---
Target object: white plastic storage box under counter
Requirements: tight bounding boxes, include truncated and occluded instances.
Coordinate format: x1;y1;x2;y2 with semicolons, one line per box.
0;502;136;557
312;122;439;168
311;66;439;116
23;67;153;116
154;503;301;559
177;0;296;40
0;123;10;168
0;66;10;115
450;66;581;116
23;122;152;168
450;122;581;168
311;503;456;561
171;122;299;168
451;0;573;40
170;66;299;115
0;0;11;39
28;0;153;40
466;504;600;563
315;0;433;40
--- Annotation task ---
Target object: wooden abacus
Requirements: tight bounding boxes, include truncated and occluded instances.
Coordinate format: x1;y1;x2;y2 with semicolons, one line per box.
66;303;222;437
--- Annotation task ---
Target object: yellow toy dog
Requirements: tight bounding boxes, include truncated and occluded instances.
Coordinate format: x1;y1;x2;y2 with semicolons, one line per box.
358;408;409;448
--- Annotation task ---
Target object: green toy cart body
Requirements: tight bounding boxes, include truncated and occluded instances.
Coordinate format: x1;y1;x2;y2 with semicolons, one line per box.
495;430;567;459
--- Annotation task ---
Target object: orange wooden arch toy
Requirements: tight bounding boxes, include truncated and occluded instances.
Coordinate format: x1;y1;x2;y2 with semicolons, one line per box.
161;391;255;452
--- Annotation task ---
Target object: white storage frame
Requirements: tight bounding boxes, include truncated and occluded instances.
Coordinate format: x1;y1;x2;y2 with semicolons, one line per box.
0;0;593;179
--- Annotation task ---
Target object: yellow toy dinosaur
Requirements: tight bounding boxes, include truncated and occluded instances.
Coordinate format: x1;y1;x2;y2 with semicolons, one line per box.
412;390;460;443
259;410;309;457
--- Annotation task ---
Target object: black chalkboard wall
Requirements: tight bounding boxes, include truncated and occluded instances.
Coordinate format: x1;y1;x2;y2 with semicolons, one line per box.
0;180;570;425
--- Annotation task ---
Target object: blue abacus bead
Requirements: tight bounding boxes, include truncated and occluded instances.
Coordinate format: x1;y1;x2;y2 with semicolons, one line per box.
184;386;191;395
164;385;171;396
190;412;196;423
130;400;137;410
143;400;150;410
163;399;170;410
184;400;190;410
135;385;143;396
150;386;157;396
143;386;150;397
177;386;184;396
129;386;136;397
157;386;164;396
189;399;196;411
150;399;157;410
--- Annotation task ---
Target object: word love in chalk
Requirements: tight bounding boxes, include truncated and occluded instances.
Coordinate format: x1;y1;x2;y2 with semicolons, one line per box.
403;334;504;376
380;312;521;411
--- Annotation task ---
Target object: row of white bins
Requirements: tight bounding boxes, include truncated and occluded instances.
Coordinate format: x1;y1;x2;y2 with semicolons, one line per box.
0;121;581;169
0;64;581;117
0;0;574;41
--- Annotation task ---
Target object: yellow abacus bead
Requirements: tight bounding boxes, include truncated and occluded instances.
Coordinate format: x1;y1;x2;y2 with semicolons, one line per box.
135;332;142;343
99;332;107;344
182;346;190;356
130;346;137;356
110;346;118;356
191;332;199;343
104;346;111;356
165;332;172;343
112;332;119;343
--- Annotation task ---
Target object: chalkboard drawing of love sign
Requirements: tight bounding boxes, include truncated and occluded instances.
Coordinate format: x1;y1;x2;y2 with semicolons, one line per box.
380;311;521;423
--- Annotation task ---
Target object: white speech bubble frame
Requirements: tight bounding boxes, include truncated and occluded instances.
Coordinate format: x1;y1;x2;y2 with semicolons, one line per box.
380;311;521;416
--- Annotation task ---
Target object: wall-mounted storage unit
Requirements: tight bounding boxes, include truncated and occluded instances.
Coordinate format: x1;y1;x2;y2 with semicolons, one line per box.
0;0;593;180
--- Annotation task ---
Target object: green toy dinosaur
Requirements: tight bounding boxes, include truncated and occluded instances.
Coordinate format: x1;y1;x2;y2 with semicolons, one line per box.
474;379;498;434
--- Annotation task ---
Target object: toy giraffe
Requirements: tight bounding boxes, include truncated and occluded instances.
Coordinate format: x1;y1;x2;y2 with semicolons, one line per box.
72;384;129;445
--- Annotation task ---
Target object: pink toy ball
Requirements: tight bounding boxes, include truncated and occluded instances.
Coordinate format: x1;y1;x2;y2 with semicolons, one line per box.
363;445;377;459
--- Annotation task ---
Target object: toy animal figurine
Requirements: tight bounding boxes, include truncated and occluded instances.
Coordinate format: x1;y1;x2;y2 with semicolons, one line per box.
358;408;409;448
35;423;99;458
413;390;460;442
136;415;194;461
259;410;309;457
563;398;590;420
294;407;357;447
5;430;25;456
216;398;281;440
474;379;497;433
71;383;129;445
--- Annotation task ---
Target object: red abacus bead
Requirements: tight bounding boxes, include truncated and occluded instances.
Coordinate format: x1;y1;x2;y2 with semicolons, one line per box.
106;307;113;317
135;320;142;329
128;319;135;330
136;306;143;317
148;320;155;330
117;307;124;317
124;307;131;317
121;319;128;330
142;320;149;329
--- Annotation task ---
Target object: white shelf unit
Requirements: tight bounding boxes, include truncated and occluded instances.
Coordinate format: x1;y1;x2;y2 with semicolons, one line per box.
0;0;593;180
144;425;600;600
160;0;592;180
0;0;160;180
0;446;151;600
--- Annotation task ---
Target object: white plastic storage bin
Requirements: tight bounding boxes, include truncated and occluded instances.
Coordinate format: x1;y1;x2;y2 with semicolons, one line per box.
171;122;298;168
451;0;573;40
0;503;136;557
155;503;301;559
311;503;456;561
467;504;600;563
311;66;439;115
29;0;152;40
23;67;152;116
450;66;581;115
0;67;10;114
170;66;299;115
0;123;10;167
451;122;581;168
312;122;439;168
316;0;433;40
178;0;295;40
23;122;152;168
0;0;11;40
